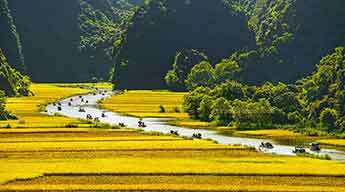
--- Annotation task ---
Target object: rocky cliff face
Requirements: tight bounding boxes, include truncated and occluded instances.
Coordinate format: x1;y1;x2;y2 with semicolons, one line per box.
114;0;255;89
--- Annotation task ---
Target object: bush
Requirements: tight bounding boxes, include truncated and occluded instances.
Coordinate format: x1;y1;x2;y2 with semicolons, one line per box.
173;106;181;113
210;97;232;126
159;105;166;113
320;108;338;132
197;95;213;121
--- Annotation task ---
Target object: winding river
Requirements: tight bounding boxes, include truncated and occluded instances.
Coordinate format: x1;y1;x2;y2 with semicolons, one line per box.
46;90;345;161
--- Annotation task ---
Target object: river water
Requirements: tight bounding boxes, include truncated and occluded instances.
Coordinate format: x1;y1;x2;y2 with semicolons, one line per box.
45;90;345;161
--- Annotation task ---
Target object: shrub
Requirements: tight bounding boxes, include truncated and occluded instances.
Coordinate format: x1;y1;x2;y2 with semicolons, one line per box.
159;105;166;113
173;106;181;113
320;108;338;132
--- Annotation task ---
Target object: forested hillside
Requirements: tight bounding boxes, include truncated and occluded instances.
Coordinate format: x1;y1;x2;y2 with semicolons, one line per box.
183;47;345;134
4;0;142;82
236;0;345;84
0;49;30;97
0;0;25;72
114;0;255;89
113;0;345;89
0;0;30;98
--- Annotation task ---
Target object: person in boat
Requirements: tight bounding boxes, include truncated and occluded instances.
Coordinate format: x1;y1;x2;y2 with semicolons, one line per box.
86;114;93;120
138;119;144;127
101;112;106;118
79;96;83;99
119;123;126;127
293;146;306;153
192;133;202;139
310;142;321;151
260;142;274;149
79;108;86;113
57;102;61;106
70;98;73;102
57;106;62;111
170;130;179;136
139;122;146;127
68;102;72;106
81;98;84;102
86;100;89;103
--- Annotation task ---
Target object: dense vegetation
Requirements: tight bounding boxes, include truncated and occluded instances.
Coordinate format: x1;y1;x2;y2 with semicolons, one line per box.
0;49;30;97
2;0;142;82
0;49;30;120
114;0;254;89
79;0;142;81
112;0;344;89
183;47;345;135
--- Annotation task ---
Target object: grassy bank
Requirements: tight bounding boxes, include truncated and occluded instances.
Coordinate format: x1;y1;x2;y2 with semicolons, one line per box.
101;90;345;147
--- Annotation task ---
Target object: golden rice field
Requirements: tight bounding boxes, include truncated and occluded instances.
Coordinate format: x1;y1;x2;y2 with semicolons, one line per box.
0;83;101;128
1;85;345;191
318;139;345;147
236;129;301;137
1;127;345;191
101;90;189;118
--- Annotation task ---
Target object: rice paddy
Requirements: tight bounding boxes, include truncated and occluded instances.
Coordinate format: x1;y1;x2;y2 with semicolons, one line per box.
0;83;92;128
100;90;189;118
318;139;345;147
1;86;345;191
1;127;345;191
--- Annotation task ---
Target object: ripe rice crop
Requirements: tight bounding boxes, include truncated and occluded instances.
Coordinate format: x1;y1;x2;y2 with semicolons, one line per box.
101;90;188;118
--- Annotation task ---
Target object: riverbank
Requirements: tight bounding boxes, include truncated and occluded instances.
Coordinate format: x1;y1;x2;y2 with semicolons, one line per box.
100;90;345;150
0;83;112;129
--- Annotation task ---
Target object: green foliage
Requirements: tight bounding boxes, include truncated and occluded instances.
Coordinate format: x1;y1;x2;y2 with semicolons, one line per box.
214;59;241;84
232;99;273;129
183;47;345;135
79;0;140;80
0;90;16;120
185;61;216;90
211;81;247;101
299;47;345;132
197;95;214;122
165;49;209;90
164;69;180;90
210;97;232;126
0;49;30;96
183;87;210;119
320;108;338;132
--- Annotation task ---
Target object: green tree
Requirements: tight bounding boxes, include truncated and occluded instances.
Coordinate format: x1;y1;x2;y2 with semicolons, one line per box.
233;99;273;129
198;95;214;121
210;97;232;126
214;59;241;83
183;87;210;119
320;108;338;132
185;61;216;90
211;81;247;101
164;70;180;90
